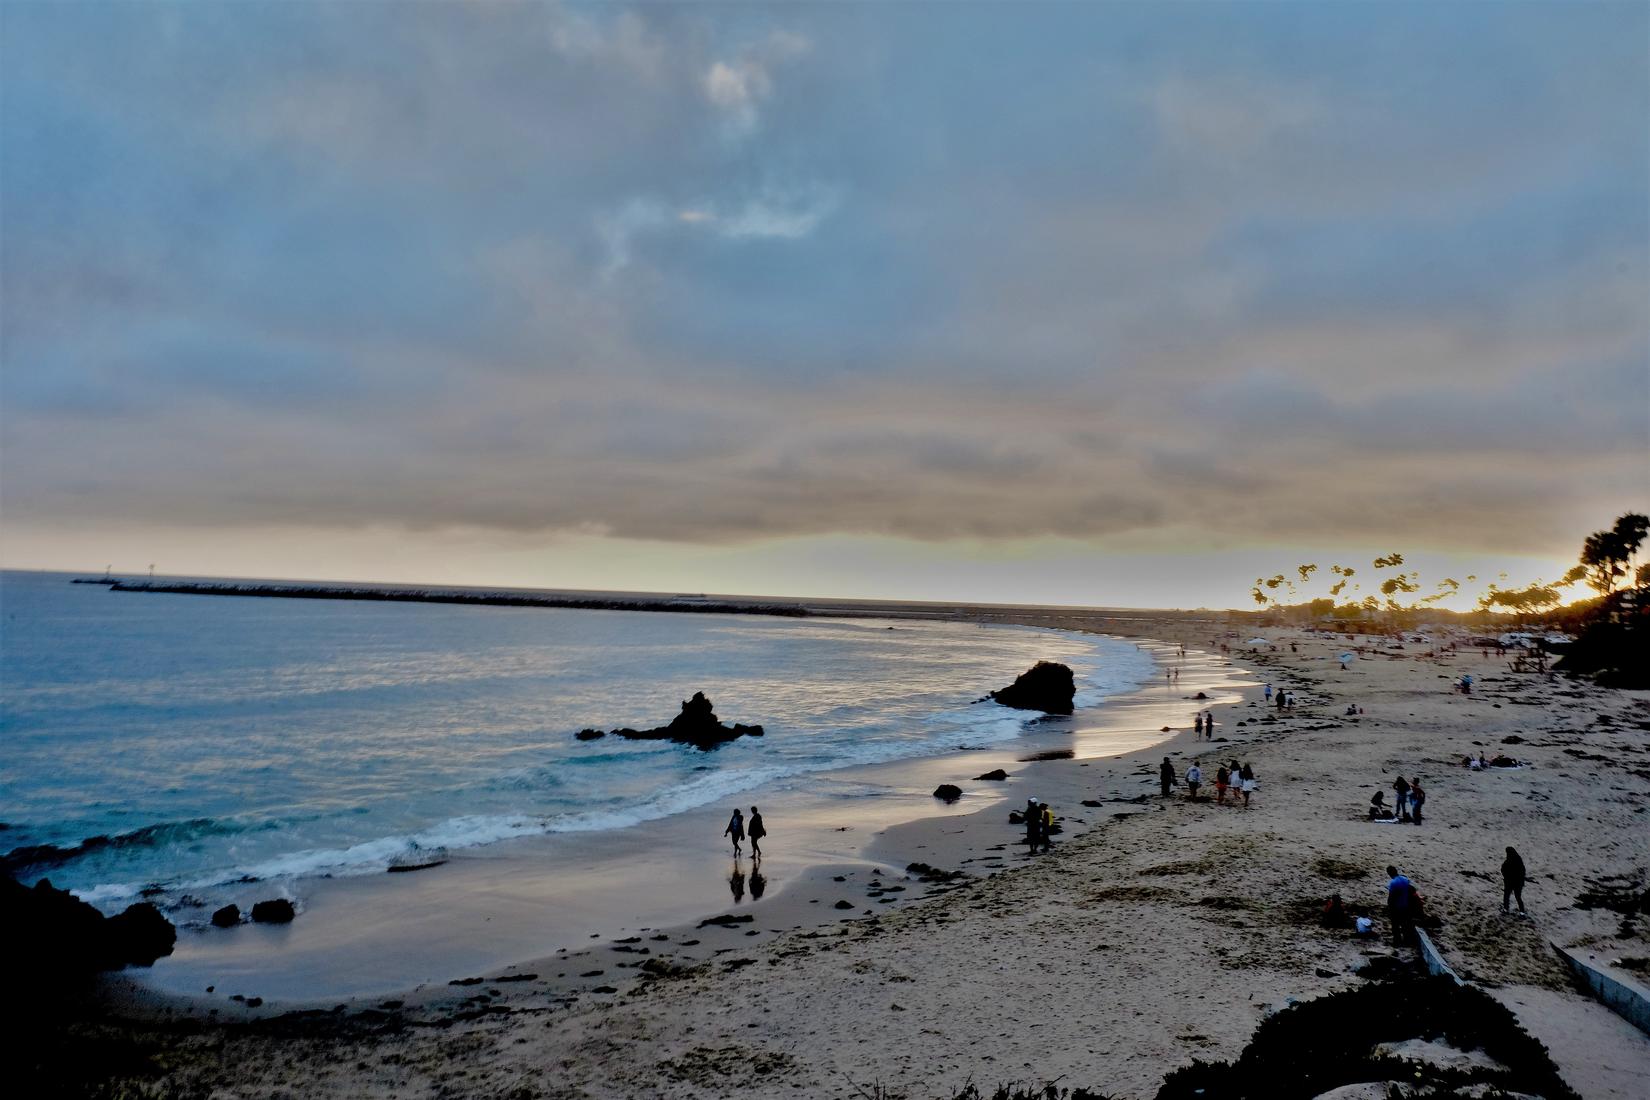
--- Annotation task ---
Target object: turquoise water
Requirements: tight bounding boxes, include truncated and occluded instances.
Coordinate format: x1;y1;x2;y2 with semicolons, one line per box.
0;571;1153;913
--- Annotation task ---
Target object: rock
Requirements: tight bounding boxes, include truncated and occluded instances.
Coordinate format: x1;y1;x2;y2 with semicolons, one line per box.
1195;691;1209;699
250;898;295;924
210;904;241;928
933;784;963;802
1081;799;1103;808
0;875;176;979
1008;810;1025;824
697;913;755;929
988;662;1075;714
582;692;764;751
834;900;855;910
973;769;1009;781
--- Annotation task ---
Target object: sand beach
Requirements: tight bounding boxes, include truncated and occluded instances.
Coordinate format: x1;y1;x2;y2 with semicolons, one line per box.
27;611;1650;1099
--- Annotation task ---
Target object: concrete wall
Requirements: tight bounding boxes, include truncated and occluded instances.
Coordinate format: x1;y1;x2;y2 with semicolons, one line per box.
1552;943;1650;1037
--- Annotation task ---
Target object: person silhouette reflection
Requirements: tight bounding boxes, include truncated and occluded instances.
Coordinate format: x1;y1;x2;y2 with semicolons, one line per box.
749;867;767;900
728;863;746;903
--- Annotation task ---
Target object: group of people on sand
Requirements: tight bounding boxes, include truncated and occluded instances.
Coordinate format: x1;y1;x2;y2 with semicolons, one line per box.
1320;849;1530;949
1367;773;1426;823
1021;797;1057;854
1162;756;1256;806
1462;751;1523;770
722;805;767;858
1262;682;1298;709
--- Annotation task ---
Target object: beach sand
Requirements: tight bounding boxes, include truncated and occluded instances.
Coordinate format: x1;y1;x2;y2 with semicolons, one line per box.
31;614;1650;1098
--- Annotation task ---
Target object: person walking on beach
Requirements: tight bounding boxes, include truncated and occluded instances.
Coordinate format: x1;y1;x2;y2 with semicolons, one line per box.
1040;802;1055;853
1194;714;1204;738
1024;798;1042;854
1408;779;1425;825
1386;865;1415;944
1214;764;1229;803
1264;683;1273;704
1205;711;1216;738
747;806;766;858
1501;847;1527;914
1185;761;1202;800
723;807;745;856
1239;763;1256;808
1160;757;1175;798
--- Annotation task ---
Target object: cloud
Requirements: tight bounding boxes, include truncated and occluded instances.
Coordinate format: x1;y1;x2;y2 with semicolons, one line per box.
1;0;1645;587
701;29;810;136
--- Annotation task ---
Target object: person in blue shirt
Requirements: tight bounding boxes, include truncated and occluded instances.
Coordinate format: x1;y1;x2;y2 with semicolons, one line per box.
1386;865;1415;943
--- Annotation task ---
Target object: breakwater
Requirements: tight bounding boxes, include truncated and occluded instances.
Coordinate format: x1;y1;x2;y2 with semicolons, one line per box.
98;580;810;617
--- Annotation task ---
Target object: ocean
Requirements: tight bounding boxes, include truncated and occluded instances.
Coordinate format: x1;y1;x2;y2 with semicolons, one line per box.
0;571;1156;917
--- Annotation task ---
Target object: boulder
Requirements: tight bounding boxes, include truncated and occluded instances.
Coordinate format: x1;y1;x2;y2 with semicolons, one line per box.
933;784;963;802
989;662;1075;714
250;898;296;924
0;875;175;980
973;769;1009;781
582;693;764;751
210;904;241;928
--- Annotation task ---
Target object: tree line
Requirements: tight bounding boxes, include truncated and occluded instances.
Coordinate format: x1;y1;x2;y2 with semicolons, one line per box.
1248;512;1648;625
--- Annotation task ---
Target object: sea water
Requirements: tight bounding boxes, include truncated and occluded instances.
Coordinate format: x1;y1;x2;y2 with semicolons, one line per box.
0;571;1154;914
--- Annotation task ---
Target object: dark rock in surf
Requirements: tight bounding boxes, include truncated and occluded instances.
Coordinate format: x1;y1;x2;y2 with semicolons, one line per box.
989;662;1075;715
0;875;176;979
250;898;295;924
586;692;764;751
574;728;605;741
211;904;241;927
933;784;963;802
973;769;1009;781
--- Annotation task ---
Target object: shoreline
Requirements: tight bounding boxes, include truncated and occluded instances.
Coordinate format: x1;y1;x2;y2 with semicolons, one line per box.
106;633;1249;1014
40;613;1650;1099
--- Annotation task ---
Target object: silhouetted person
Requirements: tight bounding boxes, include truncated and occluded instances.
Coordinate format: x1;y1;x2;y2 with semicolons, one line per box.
1024;798;1042;854
723;808;745;856
729;864;745;902
1239;762;1255;807
1194;714;1203;737
1501;847;1527;913
749;867;767;900
1159;757;1174;798
1409;778;1425;825
748;806;766;858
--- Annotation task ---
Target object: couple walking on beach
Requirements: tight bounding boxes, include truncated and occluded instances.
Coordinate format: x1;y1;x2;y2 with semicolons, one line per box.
723;806;766;858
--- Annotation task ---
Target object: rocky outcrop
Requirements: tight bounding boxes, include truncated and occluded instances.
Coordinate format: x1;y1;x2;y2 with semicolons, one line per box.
933;784;963;802
210;904;241;927
1;875;175;980
250;898;295;924
989;661;1076;714
579;692;764;751
973;769;1009;781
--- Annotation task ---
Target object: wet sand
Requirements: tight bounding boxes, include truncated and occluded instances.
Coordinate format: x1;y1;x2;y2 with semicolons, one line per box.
121;638;1249;1010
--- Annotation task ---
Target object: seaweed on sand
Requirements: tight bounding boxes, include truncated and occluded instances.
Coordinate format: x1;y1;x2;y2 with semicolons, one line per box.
1154;976;1578;1100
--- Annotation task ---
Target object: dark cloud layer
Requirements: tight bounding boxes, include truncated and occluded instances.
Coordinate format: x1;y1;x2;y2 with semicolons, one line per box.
2;1;1645;566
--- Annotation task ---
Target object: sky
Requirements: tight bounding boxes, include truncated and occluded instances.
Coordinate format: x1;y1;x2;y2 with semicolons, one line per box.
2;1;1646;609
